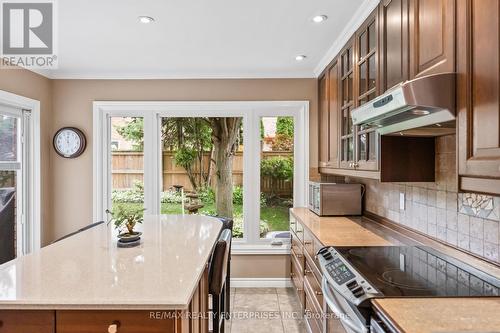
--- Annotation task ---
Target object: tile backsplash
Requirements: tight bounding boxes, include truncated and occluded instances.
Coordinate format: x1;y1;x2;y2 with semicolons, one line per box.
324;135;500;265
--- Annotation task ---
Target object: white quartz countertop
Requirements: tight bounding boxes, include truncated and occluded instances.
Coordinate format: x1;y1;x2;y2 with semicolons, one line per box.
0;215;222;310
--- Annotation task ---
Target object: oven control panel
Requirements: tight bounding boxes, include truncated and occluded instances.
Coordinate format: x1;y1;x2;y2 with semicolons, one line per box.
317;246;381;306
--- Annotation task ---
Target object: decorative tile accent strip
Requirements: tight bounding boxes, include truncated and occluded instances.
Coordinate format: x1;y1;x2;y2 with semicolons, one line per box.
459;193;500;222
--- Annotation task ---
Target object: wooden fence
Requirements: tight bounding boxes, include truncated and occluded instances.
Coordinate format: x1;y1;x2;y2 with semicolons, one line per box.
111;151;293;196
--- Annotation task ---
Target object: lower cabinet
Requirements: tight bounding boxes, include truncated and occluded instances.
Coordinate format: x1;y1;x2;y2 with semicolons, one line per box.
290;215;327;333
57;311;177;333
0;310;55;333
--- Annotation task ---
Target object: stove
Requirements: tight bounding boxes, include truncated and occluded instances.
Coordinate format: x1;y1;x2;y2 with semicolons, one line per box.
336;246;500;297
317;246;500;333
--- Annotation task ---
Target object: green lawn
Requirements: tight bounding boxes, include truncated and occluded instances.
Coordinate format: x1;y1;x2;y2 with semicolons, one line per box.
113;202;290;236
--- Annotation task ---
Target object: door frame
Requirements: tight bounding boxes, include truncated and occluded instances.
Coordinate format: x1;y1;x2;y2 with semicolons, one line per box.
0;89;41;254
93;101;309;249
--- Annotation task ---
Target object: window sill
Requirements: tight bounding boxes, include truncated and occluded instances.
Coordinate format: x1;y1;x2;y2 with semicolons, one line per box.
231;243;291;255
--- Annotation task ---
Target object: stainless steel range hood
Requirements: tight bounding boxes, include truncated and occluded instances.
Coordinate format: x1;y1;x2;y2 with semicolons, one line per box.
351;73;456;136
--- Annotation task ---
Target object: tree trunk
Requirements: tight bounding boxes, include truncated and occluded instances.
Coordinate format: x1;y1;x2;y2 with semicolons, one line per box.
210;117;242;219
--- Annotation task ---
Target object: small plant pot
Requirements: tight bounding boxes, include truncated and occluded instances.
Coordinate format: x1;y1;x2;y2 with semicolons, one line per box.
117;231;142;243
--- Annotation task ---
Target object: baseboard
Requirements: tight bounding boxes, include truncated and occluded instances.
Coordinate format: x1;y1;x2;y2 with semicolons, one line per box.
230;278;293;288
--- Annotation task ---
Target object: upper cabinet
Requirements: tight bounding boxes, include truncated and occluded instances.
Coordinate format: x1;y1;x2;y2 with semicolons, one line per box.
339;40;356;169
318;72;329;168
328;62;340;169
318;0;458;181
458;0;500;195
409;0;455;78
354;11;379;171
379;0;409;92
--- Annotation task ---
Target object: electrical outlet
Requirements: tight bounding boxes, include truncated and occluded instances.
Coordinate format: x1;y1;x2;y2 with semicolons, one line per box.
400;192;405;210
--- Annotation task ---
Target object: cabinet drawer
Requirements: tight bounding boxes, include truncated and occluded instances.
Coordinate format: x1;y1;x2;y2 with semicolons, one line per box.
290;214;297;234
0;310;55;333
290;254;305;309
303;228;315;259
294;221;304;243
304;256;323;308
57;311;176;333
304;282;323;333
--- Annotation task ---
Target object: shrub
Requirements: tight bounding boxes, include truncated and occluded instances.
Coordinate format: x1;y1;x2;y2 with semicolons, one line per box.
198;186;215;204
233;185;243;205
260;156;293;181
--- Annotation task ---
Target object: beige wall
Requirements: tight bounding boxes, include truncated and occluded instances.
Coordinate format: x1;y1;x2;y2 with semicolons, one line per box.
0;69;53;245
51;79;317;241
232;255;290;279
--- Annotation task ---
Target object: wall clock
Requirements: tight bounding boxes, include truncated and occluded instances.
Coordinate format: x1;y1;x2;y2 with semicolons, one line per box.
53;127;87;158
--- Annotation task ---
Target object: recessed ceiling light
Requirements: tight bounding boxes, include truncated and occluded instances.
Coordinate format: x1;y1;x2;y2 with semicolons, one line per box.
312;15;328;23
295;55;307;61
138;16;155;24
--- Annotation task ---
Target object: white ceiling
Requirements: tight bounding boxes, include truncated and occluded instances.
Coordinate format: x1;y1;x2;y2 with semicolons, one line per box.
46;0;377;79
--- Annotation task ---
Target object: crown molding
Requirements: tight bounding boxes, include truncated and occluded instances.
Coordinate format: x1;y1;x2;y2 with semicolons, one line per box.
313;0;380;77
35;70;316;80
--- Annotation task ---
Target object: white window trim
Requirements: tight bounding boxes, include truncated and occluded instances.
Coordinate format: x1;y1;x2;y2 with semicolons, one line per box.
0;89;41;254
93;101;309;253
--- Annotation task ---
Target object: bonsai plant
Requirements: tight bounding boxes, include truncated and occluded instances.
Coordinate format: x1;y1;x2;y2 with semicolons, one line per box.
108;205;145;242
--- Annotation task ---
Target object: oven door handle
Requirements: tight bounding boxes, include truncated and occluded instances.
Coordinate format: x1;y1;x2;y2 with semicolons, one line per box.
322;277;368;333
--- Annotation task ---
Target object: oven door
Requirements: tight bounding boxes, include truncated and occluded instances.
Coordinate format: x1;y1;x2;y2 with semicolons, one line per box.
322;277;369;333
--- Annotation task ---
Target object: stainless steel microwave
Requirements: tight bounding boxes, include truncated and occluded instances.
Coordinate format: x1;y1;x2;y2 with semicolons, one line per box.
308;182;363;216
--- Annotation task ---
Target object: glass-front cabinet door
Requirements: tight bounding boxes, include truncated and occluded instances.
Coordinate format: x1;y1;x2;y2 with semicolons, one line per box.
339;41;355;169
354;12;379;171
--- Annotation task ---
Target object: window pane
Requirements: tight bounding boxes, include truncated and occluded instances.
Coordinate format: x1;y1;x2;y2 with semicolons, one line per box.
358;134;367;161
368;131;377;161
359;62;367;95
260;117;293;239
110;117;145;234
0;115;18;162
348;138;354;161
359;31;367;57
160;117;244;238
368;55;376;91
0;171;17;264
368;22;376;52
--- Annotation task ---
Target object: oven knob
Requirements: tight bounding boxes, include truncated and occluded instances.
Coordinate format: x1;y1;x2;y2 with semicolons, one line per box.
351;286;365;297
346;280;358;290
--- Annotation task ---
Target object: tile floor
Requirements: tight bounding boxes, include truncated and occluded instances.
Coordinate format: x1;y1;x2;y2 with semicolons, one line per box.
225;287;307;333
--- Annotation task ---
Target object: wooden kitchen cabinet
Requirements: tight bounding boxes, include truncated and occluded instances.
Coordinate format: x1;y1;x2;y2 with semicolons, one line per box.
409;0;455;78
339;39;356;169
328;61;341;169
379;0;409;92
57;311;177;333
458;0;500;195
318;72;330;168
0;311;55;333
354;10;380;171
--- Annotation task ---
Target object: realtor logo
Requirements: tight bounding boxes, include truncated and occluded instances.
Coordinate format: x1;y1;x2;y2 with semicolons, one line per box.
0;0;57;69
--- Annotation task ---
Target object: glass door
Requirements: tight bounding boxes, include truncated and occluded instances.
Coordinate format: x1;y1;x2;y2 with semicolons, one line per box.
108;116;145;234
355;16;378;171
339;42;355;169
0;105;31;263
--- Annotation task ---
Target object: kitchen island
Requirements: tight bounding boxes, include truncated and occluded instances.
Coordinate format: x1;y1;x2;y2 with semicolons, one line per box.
0;214;222;333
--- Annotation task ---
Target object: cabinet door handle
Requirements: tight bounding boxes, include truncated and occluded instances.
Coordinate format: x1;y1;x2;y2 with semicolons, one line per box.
304;269;312;274
108;321;121;333
296;288;303;292
290;272;295;277
315;291;323;296
304;240;312;245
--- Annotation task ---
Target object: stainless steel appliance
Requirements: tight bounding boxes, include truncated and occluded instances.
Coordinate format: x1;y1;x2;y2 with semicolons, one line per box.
317;246;500;333
351;73;456;136
309;182;363;216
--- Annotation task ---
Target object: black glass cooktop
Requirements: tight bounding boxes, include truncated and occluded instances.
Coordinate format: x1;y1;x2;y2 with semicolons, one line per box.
337;246;500;297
